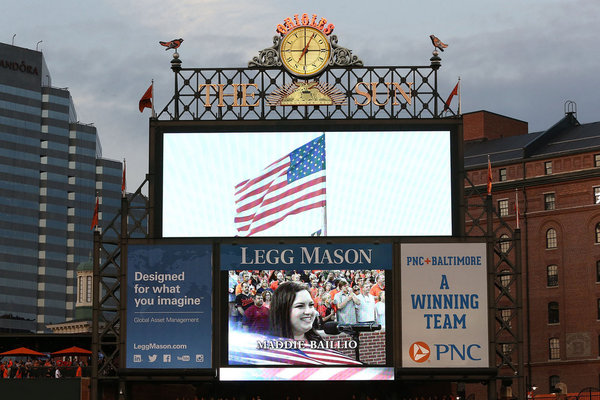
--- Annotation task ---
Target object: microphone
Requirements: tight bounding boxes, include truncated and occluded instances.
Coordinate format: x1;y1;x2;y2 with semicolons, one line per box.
323;321;381;335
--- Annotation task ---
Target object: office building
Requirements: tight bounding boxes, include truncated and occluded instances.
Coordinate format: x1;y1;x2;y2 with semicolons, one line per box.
0;42;123;333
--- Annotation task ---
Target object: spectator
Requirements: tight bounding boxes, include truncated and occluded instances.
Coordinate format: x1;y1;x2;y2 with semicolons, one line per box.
270;272;285;291
333;279;360;324
235;282;255;322
318;294;335;328
262;290;272;309
356;281;376;323
244;293;270;334
370;273;385;300
256;278;273;296
375;291;385;328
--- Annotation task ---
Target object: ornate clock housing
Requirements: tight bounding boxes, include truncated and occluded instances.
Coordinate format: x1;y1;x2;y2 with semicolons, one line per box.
280;26;331;78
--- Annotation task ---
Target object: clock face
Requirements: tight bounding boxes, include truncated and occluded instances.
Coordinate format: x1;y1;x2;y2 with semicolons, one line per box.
280;26;331;78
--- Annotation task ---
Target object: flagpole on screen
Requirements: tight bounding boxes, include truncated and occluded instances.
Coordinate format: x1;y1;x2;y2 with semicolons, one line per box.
323;203;328;237
151;79;156;118
323;133;328;236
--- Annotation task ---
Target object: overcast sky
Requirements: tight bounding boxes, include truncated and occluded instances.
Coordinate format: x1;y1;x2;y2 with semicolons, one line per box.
2;0;598;189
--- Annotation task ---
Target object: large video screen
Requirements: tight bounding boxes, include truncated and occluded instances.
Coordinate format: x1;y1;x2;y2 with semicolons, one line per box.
219;243;393;381
162;130;453;237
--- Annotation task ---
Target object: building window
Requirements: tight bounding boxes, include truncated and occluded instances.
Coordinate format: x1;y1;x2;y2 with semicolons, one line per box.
499;269;511;288
501;309;512;328
547;265;558;287
502;344;512;360
597;261;600;283
549;375;560;392
544;193;556;210
78;276;84;303
546;228;557;249
597;299;600;320
545;161;553;175
595;154;600;167
499;168;507;182
548;302;559;324
498;199;509;216
596;223;600;244
499;234;510;254
549;338;560;360
594;187;600;204
86;276;92;303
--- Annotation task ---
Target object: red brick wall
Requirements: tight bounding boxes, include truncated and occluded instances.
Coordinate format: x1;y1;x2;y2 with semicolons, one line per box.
466;146;600;393
463;111;528;141
322;330;386;364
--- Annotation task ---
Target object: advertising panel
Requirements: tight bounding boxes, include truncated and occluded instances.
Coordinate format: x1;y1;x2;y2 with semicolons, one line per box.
401;243;488;368
162;130;452;237
126;244;212;369
220;243;393;381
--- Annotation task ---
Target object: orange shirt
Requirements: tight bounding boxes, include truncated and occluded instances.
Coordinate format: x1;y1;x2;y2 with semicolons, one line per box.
370;284;384;300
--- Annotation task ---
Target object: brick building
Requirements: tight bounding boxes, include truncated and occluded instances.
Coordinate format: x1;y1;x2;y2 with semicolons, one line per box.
464;109;600;395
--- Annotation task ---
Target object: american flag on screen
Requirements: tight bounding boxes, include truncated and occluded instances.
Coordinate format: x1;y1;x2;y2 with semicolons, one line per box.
234;135;326;236
229;331;361;366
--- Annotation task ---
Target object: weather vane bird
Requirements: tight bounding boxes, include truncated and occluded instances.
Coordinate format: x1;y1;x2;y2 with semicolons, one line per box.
430;35;448;52
159;38;184;51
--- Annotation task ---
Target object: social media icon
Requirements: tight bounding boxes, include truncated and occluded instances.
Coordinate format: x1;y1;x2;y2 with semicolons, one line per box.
133;355;141;363
163;354;171;362
177;355;190;362
195;354;204;363
148;354;157;362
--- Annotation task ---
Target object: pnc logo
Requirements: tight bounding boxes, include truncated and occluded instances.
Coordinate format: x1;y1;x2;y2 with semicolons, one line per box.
409;341;431;363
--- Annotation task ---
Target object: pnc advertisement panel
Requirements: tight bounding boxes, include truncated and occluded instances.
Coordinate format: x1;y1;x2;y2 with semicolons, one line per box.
401;242;489;368
220;243;393;381
126;244;212;369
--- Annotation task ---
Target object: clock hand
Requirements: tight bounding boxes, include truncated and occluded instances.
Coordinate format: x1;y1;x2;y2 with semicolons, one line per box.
298;34;315;63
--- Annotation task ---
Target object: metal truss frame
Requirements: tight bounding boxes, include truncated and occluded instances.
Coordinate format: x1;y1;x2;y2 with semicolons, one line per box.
157;55;454;122
464;174;524;399
92;178;150;400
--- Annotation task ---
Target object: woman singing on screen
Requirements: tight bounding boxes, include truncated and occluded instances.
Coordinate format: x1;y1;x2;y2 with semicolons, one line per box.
269;281;323;343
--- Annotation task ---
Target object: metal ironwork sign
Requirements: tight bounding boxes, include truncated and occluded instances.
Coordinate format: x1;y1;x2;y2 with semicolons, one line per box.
158;13;450;121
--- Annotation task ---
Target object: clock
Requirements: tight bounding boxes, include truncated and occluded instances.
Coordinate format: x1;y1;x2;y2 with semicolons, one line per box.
280;26;331;78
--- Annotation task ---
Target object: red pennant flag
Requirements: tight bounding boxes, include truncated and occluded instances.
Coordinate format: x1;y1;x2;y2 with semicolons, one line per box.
444;81;459;111
91;197;99;230
139;84;153;113
121;159;126;197
487;156;493;196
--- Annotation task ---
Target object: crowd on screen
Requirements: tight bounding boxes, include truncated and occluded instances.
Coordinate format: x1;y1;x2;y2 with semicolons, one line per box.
229;269;386;334
0;358;88;379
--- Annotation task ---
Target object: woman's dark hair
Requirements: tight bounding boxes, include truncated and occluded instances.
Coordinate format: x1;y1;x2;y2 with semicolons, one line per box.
269;281;322;342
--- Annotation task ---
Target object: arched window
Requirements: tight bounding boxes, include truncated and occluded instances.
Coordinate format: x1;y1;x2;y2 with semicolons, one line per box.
548;302;559;324
499;269;511;288
595;223;600;243
546;228;557;249
499;234;510;254
549;375;560;392
549;338;560;360
546;265;558;287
